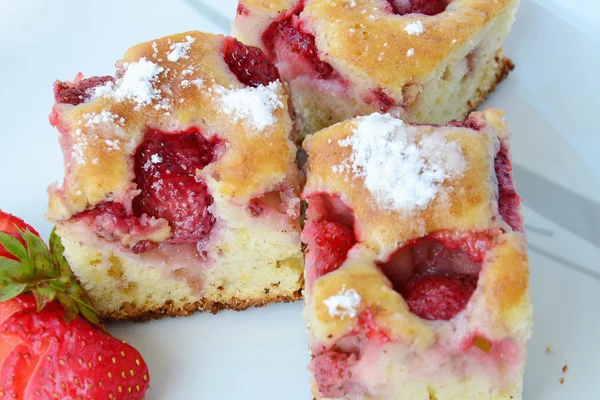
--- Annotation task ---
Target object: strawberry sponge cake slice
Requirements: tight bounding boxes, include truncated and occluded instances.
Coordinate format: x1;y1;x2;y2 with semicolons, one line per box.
47;31;304;320
233;0;519;138
301;109;533;399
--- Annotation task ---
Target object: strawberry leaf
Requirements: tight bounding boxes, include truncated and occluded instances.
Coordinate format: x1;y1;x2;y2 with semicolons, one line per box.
49;228;74;278
56;293;78;323
0;232;33;278
76;300;102;327
22;229;56;279
0;282;29;302
0;224;105;330
49;279;68;290
32;287;57;312
0;257;26;281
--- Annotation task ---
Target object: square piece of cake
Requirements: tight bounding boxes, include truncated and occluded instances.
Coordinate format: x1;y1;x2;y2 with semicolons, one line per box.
234;0;518;138
47;31;304;320
301;109;532;399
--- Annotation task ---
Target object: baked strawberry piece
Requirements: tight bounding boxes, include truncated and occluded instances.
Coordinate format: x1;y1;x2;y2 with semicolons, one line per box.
233;0;518;138
301;109;532;399
0;210;149;399
47;31;303;320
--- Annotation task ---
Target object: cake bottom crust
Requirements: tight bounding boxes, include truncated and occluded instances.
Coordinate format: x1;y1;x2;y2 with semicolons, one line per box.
466;55;515;115
57;222;304;322
103;289;302;322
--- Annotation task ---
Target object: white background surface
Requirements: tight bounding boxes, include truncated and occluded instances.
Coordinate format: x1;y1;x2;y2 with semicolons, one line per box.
0;1;599;399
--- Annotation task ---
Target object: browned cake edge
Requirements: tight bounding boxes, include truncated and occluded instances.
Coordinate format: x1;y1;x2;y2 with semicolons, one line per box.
102;289;303;322
466;55;515;114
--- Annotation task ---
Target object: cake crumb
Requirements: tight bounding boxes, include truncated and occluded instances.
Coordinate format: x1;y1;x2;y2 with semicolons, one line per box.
545;345;555;354
404;21;425;35
333;113;466;212
560;378;565;384
562;364;568;373
324;286;361;319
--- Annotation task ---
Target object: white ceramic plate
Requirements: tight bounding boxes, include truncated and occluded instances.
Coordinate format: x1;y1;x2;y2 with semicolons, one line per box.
0;0;599;399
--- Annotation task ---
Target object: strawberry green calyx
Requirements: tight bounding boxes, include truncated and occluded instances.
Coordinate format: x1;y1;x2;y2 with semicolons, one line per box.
0;227;103;329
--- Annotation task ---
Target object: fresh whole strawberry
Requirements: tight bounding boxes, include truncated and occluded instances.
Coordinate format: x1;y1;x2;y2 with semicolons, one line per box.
304;220;356;278
0;211;150;399
400;274;477;321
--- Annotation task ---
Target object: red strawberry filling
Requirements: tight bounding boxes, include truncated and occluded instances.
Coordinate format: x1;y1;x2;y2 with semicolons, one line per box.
73;127;221;251
236;3;249;16
380;231;489;320
222;37;280;88
132;127;221;243
303;194;356;285
262;2;335;80
386;0;450;16
75;202;161;253
357;310;391;344
53;75;115;106
401;274;477;320
303;220;356;278
495;146;523;232
368;88;397;112
311;348;358;398
447;117;523;232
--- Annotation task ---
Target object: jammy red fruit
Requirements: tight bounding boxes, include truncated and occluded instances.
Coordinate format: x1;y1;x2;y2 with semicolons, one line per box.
133;127;221;243
401;274;477;320
262;17;334;79
54;75;115;105
387;0;449;16
0;210;150;399
223;37;280;87
304;220;356;277
311;349;358;398
495;146;523;232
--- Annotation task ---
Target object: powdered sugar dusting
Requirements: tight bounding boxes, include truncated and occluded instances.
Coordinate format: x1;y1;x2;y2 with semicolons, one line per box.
167;35;196;62
404;20;425;35
91;57;165;109
407;48;415;57
71;129;87;165
217;82;284;132
324;286;361;319
83;110;124;127
333;113;466;212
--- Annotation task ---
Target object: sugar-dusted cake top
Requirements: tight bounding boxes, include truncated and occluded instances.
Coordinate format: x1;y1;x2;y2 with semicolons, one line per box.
303;109;511;257
333;113;467;212
48;31;299;221
303;109;532;357
235;0;519;91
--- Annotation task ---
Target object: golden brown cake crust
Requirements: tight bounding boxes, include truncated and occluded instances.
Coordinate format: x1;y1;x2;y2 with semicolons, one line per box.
239;0;518;92
466;55;515;114
303;108;511;258
48;31;298;221
303;109;531;346
306;0;517;90
307;233;530;346
103;290;302;322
